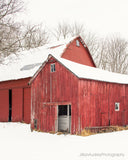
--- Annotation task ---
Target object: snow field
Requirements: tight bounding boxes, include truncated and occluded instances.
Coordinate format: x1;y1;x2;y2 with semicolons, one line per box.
0;123;128;160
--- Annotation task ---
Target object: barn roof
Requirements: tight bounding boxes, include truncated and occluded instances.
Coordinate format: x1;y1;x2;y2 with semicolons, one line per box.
1;36;128;85
52;55;128;84
0;36;77;82
30;53;128;85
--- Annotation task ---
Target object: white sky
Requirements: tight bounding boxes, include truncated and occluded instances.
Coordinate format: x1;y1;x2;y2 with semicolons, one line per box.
22;0;128;39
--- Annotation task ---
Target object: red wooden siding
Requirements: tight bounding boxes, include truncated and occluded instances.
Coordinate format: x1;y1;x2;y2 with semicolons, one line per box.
0;78;30;89
23;88;31;124
12;88;23;122
40;105;57;132
0;78;31;123
78;79;128;133
31;57;79;134
61;38;95;67
0;90;9;121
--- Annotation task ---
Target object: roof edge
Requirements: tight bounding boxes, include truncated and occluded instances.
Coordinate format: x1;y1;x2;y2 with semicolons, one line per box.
29;54;128;86
28;54;80;85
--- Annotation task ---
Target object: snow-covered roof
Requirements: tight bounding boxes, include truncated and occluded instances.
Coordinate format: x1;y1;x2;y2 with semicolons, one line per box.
51;54;128;84
0;37;75;82
1;36;128;84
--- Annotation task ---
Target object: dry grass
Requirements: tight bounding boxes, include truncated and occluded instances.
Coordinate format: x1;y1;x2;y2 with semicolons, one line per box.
81;129;94;136
80;126;128;137
49;131;55;134
99;126;128;133
57;132;63;135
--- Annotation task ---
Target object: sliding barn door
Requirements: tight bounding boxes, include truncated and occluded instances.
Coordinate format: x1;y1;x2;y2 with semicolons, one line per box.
12;88;23;122
0;90;9;121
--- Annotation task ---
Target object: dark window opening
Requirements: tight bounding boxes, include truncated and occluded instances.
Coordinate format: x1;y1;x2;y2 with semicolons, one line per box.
58;105;67;116
51;63;55;72
34;119;37;129
9;89;12;122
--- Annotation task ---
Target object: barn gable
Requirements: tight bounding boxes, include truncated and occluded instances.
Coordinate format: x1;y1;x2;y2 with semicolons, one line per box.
61;36;96;67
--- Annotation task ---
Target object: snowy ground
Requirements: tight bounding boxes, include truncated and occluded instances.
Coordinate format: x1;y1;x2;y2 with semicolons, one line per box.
0;123;128;160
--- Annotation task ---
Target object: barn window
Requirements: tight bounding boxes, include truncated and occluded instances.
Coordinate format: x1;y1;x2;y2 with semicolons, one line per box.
51;63;55;72
76;40;80;47
115;102;120;111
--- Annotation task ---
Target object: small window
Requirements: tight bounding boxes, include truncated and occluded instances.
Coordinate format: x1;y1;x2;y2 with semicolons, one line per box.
115;102;120;111
76;40;80;47
51;63;55;72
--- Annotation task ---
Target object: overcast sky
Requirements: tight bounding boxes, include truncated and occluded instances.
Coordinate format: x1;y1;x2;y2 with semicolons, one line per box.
22;0;128;39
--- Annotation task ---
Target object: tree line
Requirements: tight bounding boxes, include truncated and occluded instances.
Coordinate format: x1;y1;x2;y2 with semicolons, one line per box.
0;0;128;74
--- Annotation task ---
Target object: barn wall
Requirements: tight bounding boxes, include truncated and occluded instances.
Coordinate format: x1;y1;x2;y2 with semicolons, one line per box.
78;79;128;132
31;57;79;134
0;78;31;123
61;37;95;67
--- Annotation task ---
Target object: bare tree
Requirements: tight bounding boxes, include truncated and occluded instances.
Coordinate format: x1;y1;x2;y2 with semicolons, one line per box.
70;22;85;37
82;32;99;61
52;22;71;40
98;36;128;74
0;0;50;61
53;22;86;40
22;23;49;50
0;0;24;59
0;0;24;21
0;21;23;58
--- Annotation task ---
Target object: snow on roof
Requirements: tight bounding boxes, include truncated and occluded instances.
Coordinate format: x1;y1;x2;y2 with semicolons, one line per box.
0;38;70;82
1;36;128;85
51;54;128;84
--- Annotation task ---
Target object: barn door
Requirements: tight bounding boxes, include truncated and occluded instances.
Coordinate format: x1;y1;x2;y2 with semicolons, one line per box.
23;88;31;124
12;88;23;122
58;105;71;133
0;90;9;121
40;105;58;132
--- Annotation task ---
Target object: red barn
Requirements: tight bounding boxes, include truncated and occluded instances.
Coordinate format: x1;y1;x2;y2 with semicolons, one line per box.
0;36;94;123
30;54;128;134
